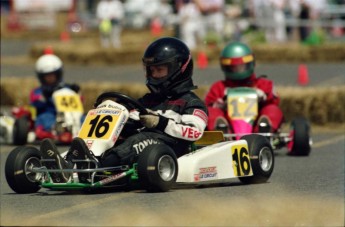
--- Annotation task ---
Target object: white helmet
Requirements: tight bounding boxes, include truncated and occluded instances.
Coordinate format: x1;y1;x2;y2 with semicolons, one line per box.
35;54;63;94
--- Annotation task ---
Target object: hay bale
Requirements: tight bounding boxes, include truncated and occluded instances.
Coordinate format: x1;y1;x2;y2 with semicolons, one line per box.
1;78;344;125
0;77;38;106
277;86;345;125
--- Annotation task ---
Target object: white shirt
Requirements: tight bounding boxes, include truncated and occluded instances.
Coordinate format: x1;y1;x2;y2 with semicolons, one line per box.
96;0;124;21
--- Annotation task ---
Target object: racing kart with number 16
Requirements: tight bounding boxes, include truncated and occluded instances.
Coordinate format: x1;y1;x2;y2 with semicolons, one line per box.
5;92;275;194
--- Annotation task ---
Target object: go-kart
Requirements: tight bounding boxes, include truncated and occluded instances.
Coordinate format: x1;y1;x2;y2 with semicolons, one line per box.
215;87;312;156
5;92;275;194
0;87;84;145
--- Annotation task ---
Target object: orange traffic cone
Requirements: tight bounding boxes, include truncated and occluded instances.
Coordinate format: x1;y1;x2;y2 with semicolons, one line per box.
43;46;54;55
150;18;162;37
197;51;208;69
60;31;70;42
298;64;309;86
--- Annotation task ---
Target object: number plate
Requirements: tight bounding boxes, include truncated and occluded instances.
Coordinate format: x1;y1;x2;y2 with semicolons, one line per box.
231;144;252;176
227;88;258;121
78;109;122;140
54;94;84;113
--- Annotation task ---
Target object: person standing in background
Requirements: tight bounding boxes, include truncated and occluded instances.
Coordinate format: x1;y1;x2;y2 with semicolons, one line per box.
250;0;287;43
271;0;288;43
178;0;203;50
96;0;124;48
194;0;225;43
298;0;326;42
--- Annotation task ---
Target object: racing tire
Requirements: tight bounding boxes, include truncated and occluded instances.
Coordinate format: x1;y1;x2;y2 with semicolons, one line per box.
239;134;274;184
12;117;29;145
5;146;42;194
288;117;311;156
137;144;178;192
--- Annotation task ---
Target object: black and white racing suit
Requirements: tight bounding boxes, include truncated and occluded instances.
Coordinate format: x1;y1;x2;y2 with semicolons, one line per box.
100;90;208;167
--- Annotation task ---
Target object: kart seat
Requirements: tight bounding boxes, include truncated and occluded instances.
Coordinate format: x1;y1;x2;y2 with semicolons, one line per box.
194;131;225;146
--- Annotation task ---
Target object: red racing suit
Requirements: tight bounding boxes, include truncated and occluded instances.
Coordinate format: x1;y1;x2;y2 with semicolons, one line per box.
205;74;284;132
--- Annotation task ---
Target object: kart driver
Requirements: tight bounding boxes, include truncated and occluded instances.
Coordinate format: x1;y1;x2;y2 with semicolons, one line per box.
205;41;284;134
40;37;208;183
30;53;81;140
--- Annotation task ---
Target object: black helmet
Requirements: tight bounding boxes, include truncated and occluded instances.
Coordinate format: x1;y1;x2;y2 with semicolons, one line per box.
142;37;194;95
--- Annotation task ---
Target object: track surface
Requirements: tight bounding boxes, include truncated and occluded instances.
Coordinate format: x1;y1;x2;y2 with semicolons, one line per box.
0;132;344;226
1;40;345;87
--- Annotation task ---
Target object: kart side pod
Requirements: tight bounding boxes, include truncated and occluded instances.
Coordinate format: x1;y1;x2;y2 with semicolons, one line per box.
177;140;253;183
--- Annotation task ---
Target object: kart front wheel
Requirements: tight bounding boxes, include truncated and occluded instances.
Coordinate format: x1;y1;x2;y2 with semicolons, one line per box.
137;144;178;192
239;134;274;184
12;117;29;145
287;117;311;156
5;146;42;193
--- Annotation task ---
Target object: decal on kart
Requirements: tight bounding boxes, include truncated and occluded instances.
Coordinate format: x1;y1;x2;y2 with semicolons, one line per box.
86;140;94;149
231;145;252;176
78;109;122;140
194;166;218;182
54;94;84;113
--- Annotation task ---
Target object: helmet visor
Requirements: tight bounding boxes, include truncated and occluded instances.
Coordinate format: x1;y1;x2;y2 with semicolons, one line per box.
221;63;252;74
145;64;169;79
42;73;58;85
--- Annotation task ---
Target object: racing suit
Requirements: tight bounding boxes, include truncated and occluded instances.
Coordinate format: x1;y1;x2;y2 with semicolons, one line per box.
101;87;208;167
205;74;283;132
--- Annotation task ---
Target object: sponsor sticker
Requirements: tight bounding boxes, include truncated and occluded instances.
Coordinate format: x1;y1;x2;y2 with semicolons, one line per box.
193;109;208;123
86;140;94;149
194;166;218;182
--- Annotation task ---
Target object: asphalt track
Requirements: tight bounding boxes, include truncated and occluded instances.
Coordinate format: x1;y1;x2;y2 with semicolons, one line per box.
0;131;344;226
1;40;345;87
2;61;345;87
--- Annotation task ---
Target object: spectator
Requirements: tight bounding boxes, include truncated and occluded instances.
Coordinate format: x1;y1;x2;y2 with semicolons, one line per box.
178;0;204;50
251;0;287;43
96;0;124;48
298;0;327;42
194;0;225;43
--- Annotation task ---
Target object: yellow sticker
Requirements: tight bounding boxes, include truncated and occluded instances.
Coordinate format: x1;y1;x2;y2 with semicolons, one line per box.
242;54;254;63
227;95;258;121
54;94;83;113
231;144;252;176
78;109;121;140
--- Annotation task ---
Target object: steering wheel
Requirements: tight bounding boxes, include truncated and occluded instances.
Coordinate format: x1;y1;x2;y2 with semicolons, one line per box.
94;92;148;114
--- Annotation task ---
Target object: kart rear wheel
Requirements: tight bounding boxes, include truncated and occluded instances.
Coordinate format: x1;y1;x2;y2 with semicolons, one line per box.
13;117;29;145
5;146;42;193
137;144;178;192
239;134;274;184
288;117;311;156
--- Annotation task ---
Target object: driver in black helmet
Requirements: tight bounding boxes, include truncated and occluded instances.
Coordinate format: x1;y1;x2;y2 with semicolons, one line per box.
40;37;208;183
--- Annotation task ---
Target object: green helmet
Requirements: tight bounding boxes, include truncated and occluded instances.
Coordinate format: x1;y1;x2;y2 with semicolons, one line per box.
220;42;255;80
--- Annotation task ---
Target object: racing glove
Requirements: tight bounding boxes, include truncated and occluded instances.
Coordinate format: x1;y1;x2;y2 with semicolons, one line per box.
256;88;267;102
212;97;226;110
139;109;169;130
67;83;80;93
